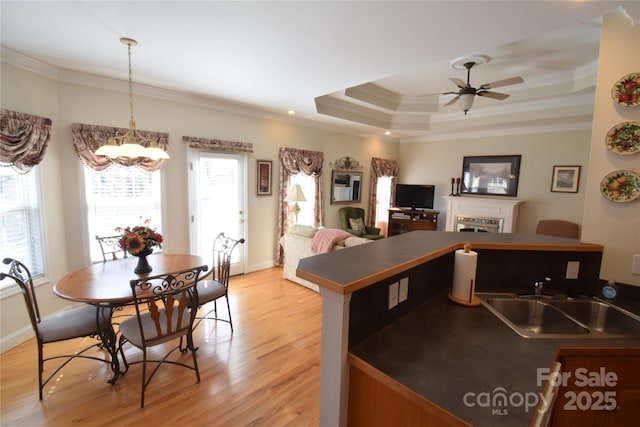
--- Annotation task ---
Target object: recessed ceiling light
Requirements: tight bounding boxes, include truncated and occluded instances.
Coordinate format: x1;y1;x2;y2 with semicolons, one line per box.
288;110;296;115
385;131;391;135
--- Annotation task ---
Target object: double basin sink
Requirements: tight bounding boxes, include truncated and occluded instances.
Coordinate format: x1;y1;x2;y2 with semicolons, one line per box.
477;293;640;339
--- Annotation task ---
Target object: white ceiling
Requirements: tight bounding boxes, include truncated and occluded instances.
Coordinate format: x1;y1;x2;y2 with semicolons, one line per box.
1;1;639;142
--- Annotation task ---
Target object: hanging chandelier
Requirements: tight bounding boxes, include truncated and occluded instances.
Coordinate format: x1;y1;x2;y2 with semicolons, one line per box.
95;37;169;160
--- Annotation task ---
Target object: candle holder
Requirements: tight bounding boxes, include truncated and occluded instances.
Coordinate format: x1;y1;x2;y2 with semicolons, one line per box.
455;178;461;196
449;178;455;196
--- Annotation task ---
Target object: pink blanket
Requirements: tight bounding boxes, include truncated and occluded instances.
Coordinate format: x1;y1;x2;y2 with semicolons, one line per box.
310;228;353;254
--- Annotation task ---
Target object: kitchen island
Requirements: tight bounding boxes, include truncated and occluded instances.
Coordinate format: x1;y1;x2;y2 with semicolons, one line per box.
349;289;640;426
295;231;630;426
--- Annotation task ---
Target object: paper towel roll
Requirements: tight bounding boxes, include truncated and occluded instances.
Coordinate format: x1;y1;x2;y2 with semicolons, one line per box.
451;248;478;304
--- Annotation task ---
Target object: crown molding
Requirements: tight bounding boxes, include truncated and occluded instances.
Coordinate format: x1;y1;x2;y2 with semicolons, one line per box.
1;47;379;140
1;47;60;79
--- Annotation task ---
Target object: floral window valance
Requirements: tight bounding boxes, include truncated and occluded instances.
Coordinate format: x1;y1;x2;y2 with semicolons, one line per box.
183;136;253;153
0;109;52;174
72;123;169;173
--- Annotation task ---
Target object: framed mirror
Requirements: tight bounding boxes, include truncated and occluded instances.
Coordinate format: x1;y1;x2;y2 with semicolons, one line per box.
331;170;362;204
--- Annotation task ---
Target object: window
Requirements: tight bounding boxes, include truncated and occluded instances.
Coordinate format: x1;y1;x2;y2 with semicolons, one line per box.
375;176;392;235
84;166;162;263
0;166;45;284
289;174;315;226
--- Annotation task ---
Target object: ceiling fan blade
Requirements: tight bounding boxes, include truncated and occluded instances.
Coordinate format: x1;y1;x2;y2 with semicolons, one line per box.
417;90;459;98
479;76;524;90
450;78;467;89
444;95;460;106
476;91;510;100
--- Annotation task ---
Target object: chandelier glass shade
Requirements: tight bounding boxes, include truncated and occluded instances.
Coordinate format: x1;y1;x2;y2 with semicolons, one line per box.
95;38;169;160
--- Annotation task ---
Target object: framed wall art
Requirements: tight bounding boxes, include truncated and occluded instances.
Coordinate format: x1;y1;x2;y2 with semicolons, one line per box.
257;160;272;196
461;155;521;197
551;165;581;193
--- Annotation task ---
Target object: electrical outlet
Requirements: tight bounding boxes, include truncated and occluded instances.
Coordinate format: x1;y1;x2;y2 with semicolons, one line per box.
566;261;580;279
388;282;399;309
399;277;409;302
633;254;640;275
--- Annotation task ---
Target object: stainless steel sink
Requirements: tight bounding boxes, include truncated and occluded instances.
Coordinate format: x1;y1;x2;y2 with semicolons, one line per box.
477;293;640;339
549;299;640;336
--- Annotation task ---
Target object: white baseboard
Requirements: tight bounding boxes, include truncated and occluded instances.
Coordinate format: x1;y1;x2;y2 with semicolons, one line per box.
247;260;276;273
0;326;32;353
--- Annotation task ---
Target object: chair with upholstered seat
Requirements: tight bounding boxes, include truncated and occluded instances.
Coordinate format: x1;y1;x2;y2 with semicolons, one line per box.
95;234;127;262
0;258;108;400
117;264;208;408
339;207;383;240
194;233;245;332
535;219;580;239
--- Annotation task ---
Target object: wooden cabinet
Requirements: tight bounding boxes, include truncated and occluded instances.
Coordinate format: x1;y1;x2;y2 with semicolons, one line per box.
531;347;640;427
387;208;439;236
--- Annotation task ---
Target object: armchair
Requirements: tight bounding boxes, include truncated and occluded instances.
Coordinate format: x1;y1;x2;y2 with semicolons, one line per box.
338;207;383;240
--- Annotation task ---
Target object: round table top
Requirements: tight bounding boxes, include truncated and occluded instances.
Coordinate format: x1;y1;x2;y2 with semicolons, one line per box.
54;253;207;304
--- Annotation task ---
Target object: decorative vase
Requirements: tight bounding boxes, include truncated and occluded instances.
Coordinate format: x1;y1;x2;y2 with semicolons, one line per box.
133;248;153;274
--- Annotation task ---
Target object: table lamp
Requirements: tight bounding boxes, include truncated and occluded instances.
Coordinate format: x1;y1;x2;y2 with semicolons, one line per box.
286;183;306;224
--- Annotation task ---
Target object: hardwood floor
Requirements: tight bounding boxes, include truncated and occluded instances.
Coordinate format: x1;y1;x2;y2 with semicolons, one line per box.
0;267;321;426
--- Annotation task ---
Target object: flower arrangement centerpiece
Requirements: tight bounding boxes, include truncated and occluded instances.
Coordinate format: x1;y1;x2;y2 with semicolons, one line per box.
116;220;163;274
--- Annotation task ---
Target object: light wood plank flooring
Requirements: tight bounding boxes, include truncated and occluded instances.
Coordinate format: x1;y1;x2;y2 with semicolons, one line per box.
0;267;321;426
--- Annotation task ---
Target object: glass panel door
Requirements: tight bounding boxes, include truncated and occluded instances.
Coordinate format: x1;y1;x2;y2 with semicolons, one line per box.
189;150;246;275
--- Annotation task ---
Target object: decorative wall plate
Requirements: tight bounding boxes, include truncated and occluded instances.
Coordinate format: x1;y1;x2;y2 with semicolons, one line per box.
600;170;640;203
605;121;640;155
611;72;640;106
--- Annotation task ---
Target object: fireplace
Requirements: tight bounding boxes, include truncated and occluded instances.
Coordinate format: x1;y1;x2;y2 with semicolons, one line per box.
444;196;523;233
456;214;502;233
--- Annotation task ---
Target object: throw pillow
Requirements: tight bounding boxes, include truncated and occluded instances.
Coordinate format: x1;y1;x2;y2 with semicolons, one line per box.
349;217;366;235
289;224;317;238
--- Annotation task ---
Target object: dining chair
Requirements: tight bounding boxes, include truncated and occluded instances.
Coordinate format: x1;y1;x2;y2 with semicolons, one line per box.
117;263;208;408
0;258;108;400
535;219;580;239
95;234;128;262
194;232;245;332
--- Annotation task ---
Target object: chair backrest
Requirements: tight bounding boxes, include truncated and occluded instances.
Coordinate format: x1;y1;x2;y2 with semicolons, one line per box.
1;258;41;334
338;207;366;230
212;233;245;288
95;235;128;262
535;220;580;239
129;264;208;346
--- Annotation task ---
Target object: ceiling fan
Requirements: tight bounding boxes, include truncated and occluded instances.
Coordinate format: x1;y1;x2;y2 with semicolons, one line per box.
435;61;524;115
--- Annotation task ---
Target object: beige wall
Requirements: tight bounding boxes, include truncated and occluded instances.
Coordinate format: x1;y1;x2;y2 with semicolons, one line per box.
398;130;591;233
582;11;640;286
0;61;398;348
0;62;72;345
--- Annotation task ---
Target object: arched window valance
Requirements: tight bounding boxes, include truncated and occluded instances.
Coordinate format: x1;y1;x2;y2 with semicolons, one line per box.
72;123;169;173
0;109;52;174
183;135;253;153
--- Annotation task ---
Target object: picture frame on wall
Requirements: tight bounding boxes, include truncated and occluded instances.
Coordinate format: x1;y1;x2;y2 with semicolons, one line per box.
461;155;521;197
551;165;581;193
257;160;272;196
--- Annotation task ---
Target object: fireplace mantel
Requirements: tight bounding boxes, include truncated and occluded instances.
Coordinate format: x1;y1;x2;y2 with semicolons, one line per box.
444;196;523;233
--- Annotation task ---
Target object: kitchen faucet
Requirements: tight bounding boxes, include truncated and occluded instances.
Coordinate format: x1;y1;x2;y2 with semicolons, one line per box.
534;277;551;296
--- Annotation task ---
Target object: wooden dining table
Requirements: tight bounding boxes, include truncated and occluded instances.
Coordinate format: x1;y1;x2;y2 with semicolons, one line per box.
54;253;207;383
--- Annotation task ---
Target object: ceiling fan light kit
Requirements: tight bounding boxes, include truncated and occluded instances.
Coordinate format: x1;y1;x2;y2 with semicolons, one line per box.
439;55;524;115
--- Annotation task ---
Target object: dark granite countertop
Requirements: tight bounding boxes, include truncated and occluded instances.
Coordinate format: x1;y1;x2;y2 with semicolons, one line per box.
349;290;640;427
297;231;603;295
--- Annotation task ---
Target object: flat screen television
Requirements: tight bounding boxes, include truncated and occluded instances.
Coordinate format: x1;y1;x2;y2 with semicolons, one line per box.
394;184;435;210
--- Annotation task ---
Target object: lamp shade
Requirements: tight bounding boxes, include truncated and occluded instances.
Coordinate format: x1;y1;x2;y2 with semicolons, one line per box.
459;94;475;114
286;184;306;202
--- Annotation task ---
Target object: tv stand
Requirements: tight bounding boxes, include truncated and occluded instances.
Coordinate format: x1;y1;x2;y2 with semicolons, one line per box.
387;207;439;236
